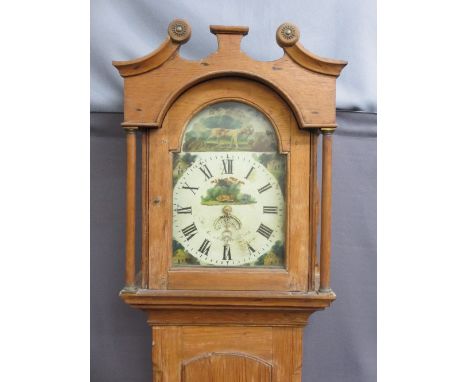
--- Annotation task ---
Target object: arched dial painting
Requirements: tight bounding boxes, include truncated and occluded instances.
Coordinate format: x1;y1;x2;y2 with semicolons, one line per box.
172;101;286;268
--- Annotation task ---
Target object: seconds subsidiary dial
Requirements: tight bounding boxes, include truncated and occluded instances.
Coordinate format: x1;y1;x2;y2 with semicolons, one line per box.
173;153;285;266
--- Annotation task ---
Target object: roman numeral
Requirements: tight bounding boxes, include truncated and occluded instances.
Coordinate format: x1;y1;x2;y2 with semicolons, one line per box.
181;223;198;241
199;165;213;180
247;243;256;254
222;159;233;174
258;183;272;194
223;244;232;260
257;223;273;239
198;239;211;255
182;182;199;195
176;205;192;214
245;166;254;179
263;206;278;214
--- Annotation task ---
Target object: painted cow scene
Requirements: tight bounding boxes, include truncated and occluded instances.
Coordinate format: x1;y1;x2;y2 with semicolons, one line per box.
181;101;278;152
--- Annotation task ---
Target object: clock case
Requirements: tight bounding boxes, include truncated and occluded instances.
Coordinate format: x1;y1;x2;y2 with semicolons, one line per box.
113;20;346;381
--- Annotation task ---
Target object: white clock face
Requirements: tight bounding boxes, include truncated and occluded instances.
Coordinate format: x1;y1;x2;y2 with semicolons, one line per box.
173;152;285;266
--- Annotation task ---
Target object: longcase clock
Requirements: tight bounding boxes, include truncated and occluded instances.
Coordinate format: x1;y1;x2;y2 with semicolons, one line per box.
112;19;347;381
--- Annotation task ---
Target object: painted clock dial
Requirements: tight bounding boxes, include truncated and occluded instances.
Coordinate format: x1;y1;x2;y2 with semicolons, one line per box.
172;101;286;267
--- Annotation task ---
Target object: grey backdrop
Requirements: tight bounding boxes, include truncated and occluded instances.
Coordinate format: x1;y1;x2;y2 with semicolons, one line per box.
91;0;376;113
91;1;376;381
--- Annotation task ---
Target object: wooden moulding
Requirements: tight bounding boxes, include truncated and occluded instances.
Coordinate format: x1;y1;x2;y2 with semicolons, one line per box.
284;43;347;77
112;20;347;130
147;309;313;327
112;37;179;78
113;19;191;78
210;25;249;35
120;289;336;326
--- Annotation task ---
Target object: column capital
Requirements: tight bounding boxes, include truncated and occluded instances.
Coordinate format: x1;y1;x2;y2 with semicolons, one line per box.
123;125;138;133
320;127;336;135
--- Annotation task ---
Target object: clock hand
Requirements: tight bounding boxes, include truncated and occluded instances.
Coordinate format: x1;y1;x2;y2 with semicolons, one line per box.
214;206;242;232
213;206;243;248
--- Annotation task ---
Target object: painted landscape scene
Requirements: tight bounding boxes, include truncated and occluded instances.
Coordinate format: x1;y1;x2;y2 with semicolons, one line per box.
201;177;256;205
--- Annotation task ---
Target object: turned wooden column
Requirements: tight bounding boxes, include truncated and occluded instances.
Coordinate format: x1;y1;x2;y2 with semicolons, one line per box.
309;131;320;291
125;127;137;287
319;128;334;293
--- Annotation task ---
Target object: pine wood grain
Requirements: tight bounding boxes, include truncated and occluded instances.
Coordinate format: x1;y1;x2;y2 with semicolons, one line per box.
113;22;346;129
152;326;182;382
182;327;273;361
182;353;272;382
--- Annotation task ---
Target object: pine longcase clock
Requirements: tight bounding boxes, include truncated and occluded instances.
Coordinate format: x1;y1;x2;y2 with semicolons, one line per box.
113;20;346;381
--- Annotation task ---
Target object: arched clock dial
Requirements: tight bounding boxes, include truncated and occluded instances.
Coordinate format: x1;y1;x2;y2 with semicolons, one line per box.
171;100;287;268
173;152;285;267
